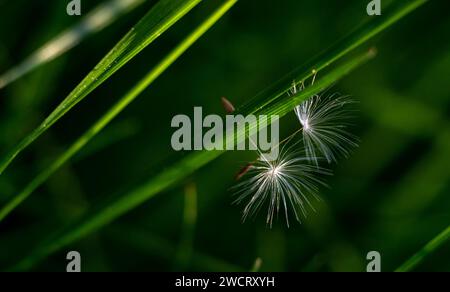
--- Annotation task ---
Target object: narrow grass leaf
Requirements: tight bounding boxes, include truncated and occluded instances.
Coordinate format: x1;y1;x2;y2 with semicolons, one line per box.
0;0;236;223
174;182;198;270
8;49;373;271
0;0;203;175
396;225;450;272
238;0;428;115
0;0;146;90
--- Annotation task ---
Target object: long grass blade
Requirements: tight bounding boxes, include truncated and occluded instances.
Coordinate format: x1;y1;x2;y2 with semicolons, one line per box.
0;0;203;175
174;183;198;271
7;0;429;271
0;0;236;223
250;258;263;272
396;225;450;272
0;0;146;90
8;49;373;271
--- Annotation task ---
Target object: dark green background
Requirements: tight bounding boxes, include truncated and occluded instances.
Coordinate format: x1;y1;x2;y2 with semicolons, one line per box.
0;0;449;271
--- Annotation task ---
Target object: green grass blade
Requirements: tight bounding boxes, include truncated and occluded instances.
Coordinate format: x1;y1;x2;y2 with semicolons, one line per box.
74;119;140;162
7;0;430;270
174;183;198;271
0;0;146;90
0;0;237;223
0;0;203;175
237;0;428;115
396;225;450;272
8;49;374;271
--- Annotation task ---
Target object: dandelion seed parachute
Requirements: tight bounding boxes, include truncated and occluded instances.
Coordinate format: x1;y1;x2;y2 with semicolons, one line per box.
291;82;359;164
234;142;330;227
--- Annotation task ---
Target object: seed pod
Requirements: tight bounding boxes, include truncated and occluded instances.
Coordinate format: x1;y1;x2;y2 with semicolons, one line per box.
221;97;235;114
235;163;253;181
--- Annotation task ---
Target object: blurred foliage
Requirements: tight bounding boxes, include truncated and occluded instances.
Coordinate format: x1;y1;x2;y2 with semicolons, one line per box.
0;0;449;272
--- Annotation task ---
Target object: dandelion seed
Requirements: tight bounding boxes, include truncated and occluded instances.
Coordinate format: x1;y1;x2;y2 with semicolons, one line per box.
291;82;359;164
234;142;330;227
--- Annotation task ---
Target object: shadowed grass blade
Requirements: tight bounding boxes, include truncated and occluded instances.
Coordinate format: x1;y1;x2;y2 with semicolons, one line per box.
0;0;237;223
0;0;146;90
0;0;429;223
6;0;430;271
8;49;374;271
0;0;203;175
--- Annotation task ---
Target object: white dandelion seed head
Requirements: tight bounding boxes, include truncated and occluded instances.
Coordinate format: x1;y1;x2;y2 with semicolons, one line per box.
234;143;330;227
292;88;359;165
271;165;282;176
299;114;311;132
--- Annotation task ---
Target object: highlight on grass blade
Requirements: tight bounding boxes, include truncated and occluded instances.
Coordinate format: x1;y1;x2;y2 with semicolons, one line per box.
396;225;450;272
0;0;238;225
4;0;431;271
0;0;203;175
235;162;254;181
8;48;373;271
0;0;146;90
